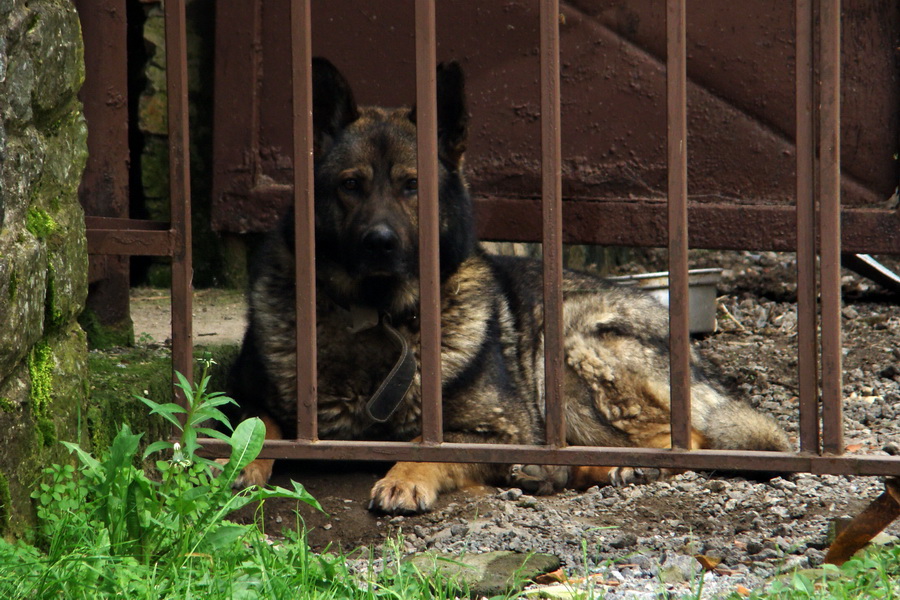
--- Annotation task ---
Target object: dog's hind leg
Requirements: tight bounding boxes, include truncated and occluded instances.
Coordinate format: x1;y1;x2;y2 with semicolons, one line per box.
512;426;708;491
568;427;708;488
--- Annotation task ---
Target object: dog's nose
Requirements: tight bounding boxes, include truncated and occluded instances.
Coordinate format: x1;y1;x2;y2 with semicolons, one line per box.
361;224;399;257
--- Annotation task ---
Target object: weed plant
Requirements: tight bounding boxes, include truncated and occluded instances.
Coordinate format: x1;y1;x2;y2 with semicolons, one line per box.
0;359;464;599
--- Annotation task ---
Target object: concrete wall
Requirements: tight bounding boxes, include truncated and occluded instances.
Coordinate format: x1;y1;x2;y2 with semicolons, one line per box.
0;0;89;536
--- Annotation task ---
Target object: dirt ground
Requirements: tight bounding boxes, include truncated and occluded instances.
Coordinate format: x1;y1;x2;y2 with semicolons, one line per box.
129;252;900;571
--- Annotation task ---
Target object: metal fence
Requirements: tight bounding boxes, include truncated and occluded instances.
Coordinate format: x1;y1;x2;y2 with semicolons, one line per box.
86;2;900;483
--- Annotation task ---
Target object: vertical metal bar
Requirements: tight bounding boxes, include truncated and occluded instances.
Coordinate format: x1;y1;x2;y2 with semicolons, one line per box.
666;0;691;449
795;0;820;454
540;0;565;448
291;0;318;441
415;0;443;445
819;0;843;455
165;0;193;398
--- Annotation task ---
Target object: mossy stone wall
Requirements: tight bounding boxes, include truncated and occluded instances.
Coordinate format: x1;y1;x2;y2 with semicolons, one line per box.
0;0;90;537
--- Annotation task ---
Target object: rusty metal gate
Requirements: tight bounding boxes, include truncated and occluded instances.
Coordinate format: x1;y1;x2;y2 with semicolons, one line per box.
199;0;900;473
83;0;900;561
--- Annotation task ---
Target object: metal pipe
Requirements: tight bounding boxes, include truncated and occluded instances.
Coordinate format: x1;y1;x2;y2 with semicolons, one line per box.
291;0;318;441
415;0;443;445
819;0;843;455
540;0;566;448
164;0;194;397
666;0;691;449
795;0;820;454
196;437;900;477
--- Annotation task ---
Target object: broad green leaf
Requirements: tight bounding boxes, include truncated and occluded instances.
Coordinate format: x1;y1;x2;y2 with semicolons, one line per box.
255;481;325;513
61;441;102;476
189;406;231;429
138;399;187;430
142;440;174;459
108;424;143;470
195;428;231;442
216;418;265;487
196;524;250;553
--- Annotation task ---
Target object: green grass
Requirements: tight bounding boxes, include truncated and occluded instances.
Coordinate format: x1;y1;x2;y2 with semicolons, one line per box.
0;359;469;600
2;355;898;599
728;547;900;600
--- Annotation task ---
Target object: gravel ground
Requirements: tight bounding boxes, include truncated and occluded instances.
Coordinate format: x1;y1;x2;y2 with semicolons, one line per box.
227;251;900;598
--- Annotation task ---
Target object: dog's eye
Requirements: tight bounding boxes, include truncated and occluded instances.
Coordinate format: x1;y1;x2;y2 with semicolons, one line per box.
405;178;418;192
341;178;360;192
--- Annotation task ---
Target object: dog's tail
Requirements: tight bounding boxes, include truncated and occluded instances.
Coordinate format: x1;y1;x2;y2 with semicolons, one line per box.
692;385;792;480
700;400;791;453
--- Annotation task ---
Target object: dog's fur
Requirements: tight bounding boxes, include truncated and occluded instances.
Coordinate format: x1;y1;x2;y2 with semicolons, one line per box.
228;58;791;514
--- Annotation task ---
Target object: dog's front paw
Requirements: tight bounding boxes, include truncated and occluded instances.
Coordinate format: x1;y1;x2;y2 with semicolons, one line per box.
608;466;665;487
509;464;570;495
214;457;274;489
369;475;437;514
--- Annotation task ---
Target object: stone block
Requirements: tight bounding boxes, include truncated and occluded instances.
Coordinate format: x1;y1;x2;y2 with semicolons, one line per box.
1;128;45;231
0;234;47;379
0;323;88;536
26;0;85;124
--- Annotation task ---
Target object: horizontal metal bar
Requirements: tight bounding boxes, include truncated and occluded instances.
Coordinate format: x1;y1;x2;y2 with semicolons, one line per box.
87;228;177;256
212;187;900;255
474;197;900;254
85;216;171;230
196;438;900;477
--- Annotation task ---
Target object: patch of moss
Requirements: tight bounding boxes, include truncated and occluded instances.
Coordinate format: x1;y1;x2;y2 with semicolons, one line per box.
0;398;14;413
77;307;135;350
27;341;57;447
87;345;239;451
25;207;58;240
0;471;9;537
44;262;65;330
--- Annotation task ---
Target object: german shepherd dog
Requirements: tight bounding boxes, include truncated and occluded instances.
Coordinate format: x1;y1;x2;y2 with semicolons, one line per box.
228;58;790;514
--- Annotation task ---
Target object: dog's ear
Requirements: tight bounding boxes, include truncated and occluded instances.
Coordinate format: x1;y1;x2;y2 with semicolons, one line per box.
312;57;359;156
410;61;469;168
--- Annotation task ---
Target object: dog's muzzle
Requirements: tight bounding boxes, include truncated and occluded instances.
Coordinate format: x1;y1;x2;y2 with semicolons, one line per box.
358;223;405;275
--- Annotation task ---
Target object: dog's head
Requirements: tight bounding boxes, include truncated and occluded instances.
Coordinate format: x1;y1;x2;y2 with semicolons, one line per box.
308;58;474;316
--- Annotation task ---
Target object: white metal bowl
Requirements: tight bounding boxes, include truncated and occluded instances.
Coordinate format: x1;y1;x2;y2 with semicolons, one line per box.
606;268;723;334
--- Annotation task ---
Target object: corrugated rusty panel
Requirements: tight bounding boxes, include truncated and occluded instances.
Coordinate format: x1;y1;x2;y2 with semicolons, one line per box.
212;0;899;237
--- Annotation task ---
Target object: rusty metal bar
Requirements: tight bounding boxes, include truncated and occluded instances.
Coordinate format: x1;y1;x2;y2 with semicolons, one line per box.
825;478;900;565
197;437;900;476
472;198;900;255
415;0;443;446
86;217;171;230
540;0;565;448
164;0;193;388
291;0;317;442
87;230;175;257
819;0;843;455
795;0;820;453
666;0;691;450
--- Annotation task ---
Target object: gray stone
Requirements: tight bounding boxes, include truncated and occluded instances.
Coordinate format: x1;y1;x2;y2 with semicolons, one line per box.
656;553;699;584
0;235;48;376
27;1;84;121
406;551;559;598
